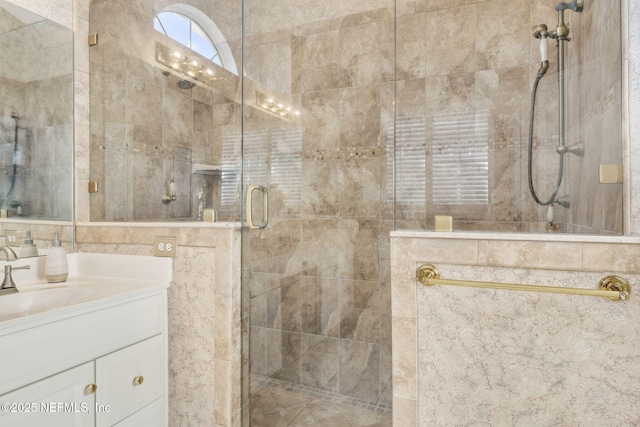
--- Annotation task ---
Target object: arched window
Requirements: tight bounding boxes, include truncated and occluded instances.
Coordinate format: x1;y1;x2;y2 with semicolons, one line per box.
155;12;222;66
154;5;238;75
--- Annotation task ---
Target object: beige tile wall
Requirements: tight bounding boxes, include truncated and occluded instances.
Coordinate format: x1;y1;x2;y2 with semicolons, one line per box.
394;0;624;234
391;232;640;426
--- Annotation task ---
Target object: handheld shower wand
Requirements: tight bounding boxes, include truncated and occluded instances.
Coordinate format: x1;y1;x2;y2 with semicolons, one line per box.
527;1;583;211
532;24;550;76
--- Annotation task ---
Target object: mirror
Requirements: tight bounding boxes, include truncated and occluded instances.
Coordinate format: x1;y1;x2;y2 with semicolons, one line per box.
0;1;74;256
89;3;243;223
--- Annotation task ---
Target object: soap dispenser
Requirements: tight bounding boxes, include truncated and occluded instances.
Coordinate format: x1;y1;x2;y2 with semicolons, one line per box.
45;232;68;283
19;230;38;258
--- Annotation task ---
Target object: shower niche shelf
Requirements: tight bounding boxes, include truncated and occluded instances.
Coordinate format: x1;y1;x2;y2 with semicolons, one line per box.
192;164;222;176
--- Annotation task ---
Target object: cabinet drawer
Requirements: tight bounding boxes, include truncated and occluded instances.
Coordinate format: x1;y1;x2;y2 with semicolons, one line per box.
96;335;165;426
112;398;165;427
0;292;166;395
0;362;95;427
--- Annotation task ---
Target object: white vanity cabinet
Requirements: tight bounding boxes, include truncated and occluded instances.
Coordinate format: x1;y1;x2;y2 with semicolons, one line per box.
0;362;95;427
95;334;165;426
0;283;169;427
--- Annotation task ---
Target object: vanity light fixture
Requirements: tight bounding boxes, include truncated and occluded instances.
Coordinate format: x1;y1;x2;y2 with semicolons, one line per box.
156;42;219;88
255;91;300;120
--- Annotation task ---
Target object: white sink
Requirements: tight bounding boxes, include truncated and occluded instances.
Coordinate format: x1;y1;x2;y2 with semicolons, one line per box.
0;286;96;320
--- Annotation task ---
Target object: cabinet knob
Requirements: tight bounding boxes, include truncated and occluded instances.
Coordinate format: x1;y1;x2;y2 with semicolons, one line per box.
133;375;144;385
85;383;97;394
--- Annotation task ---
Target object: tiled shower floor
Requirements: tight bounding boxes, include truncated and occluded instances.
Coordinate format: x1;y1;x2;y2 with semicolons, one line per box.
249;376;392;427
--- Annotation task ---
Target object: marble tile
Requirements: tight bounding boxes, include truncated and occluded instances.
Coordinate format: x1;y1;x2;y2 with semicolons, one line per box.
340;280;381;343
266;330;301;383
477;240;582;270
163;92;194;150
302;90;340;154
581;242;640;274
395;13;426;80
425;5;476;77
391;317;416;401
339;340;380;402
213;359;232;426
250;327;268;377
475;67;529;142
300;335;339;392
339;85;380;148
128;154;164;220
395;79;426;117
393;397;416;427
340;22;382;87
476;0;529;70
300;276;340;336
266;218;302;275
6;0;73;28
125;75;162;146
300;160;340;217
416;264;640;426
424;73;475;115
338;220;381;281
300;30;340;93
337;160;383;220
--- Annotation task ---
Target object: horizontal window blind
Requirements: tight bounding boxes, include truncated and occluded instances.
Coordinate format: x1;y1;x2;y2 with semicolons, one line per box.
388;116;427;209
431;112;489;205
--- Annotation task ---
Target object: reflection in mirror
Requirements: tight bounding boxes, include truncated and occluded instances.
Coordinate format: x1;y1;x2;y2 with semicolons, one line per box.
90;3;243;222
0;1;74;256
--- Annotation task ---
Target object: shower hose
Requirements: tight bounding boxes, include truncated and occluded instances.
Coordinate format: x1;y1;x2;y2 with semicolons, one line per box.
527;72;563;207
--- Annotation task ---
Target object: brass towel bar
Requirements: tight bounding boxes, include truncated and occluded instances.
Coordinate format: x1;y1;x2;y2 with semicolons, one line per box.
417;264;631;301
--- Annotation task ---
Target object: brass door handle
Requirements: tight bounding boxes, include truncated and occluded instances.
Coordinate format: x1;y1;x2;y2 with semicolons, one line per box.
133;375;144;385
245;184;269;230
85;383;97;394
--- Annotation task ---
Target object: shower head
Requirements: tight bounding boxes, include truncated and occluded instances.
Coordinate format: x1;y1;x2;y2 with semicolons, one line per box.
178;79;196;90
555;0;583;13
532;24;550;75
532;24;549;39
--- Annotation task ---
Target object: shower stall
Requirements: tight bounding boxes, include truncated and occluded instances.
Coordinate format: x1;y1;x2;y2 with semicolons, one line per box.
0;2;73;220
87;0;623;425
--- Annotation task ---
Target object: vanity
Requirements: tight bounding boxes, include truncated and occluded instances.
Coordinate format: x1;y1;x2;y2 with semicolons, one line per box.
0;253;171;427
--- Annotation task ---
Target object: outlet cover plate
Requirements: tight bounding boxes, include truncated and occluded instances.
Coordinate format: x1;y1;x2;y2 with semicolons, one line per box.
153;236;177;257
5;231;20;246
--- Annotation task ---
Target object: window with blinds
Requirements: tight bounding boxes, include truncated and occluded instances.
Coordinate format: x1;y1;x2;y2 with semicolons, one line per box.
271;127;302;208
431;112;489;205
219;127;302;216
387;116;427;210
219;130;242;217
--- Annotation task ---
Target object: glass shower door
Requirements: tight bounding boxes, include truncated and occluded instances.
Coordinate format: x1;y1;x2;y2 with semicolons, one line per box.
241;1;395;425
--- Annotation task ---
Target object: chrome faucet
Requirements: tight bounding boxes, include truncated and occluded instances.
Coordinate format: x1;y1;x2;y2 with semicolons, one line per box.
0;246;29;296
0;246;18;262
0;264;30;295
